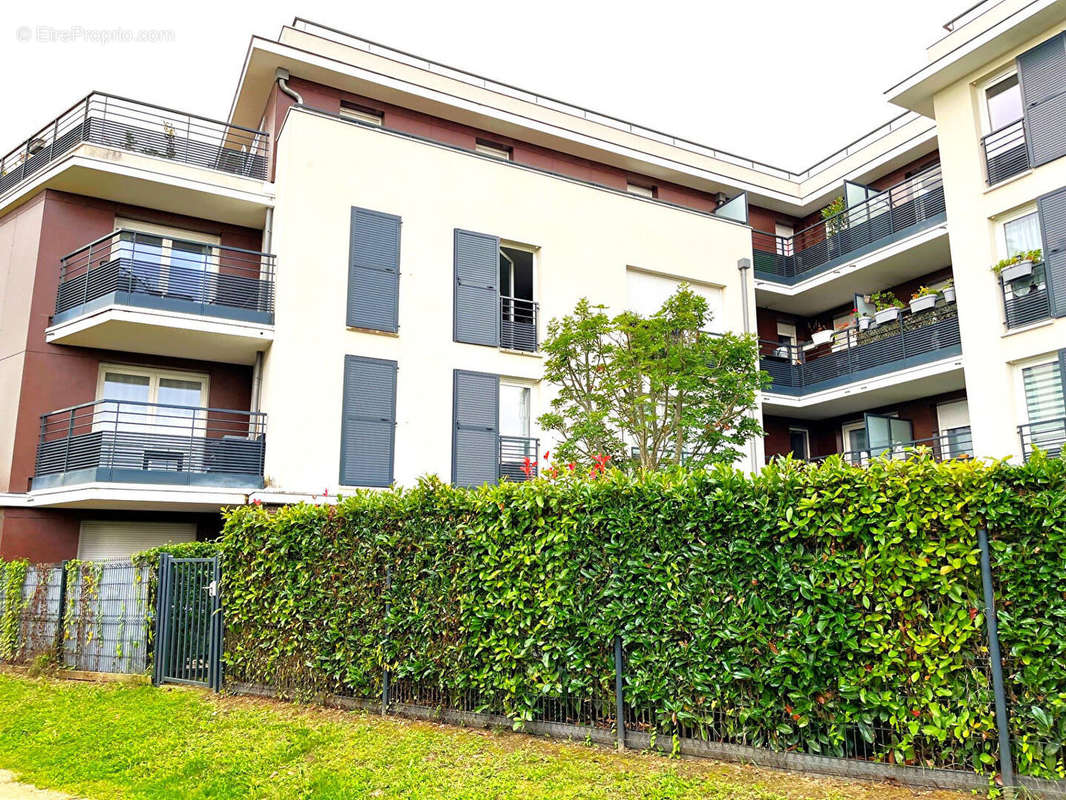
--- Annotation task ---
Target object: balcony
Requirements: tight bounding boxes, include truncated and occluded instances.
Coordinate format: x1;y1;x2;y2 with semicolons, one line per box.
499;435;539;481
760;304;961;396
1019;418;1066;461
1001;262;1051;329
753;165;946;285
47;230;275;365
812;428;974;465
982;120;1029;185
33;400;265;491
500;296;538;352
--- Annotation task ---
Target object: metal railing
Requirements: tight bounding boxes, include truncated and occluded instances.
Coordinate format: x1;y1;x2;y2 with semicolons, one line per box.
752;165;945;280
1001;262;1050;328
813;428;974;465
0;92;270;196
500;296;538;352
982;119;1029;185
1018;418;1066;461
760;304;960;393
55;229;276;320
34;400;266;482
499;435;539;482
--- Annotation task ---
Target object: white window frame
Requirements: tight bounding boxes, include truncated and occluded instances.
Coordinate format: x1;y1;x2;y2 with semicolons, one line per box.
1013;354;1064;426
978;67;1022;136
787;427;810;460
499;381;534;438
475;140;512;160
997;205;1041;259
113;218;221;293
626;182;656;198
95;364;210;435
339;102;384;126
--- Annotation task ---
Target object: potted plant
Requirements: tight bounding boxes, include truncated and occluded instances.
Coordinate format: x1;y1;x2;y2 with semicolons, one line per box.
941;279;955;304
872;290;904;324
852;305;873;331
810;321;834;346
909;285;938;313
993;249;1042;282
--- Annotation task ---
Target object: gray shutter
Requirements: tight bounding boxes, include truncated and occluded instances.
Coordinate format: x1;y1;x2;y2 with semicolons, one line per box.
1019;33;1066;168
340;355;397;487
348;207;401;332
452;369;499;487
454;229;499;346
1038;186;1066;317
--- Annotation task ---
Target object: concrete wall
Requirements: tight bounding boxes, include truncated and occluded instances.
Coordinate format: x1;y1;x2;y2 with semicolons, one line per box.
265;109;757;492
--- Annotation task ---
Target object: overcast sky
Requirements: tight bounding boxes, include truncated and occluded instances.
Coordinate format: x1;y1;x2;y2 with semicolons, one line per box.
0;0;962;170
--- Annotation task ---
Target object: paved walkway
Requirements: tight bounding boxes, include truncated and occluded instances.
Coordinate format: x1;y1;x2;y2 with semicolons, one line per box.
0;771;77;799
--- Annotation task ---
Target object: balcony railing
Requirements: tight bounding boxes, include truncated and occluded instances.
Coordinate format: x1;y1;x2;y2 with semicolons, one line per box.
499;435;539;482
33;400;266;489
1001;262;1050;329
53;229;275;325
0;93;269;197
752;165;945;282
982;119;1029;185
1019;418;1066;461
760;304;961;394
500;296;538;352
813;428;974;465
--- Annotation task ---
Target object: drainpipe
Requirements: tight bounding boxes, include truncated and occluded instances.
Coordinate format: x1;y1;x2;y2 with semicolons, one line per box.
251;204;272;418
275;68;303;105
738;257;759;471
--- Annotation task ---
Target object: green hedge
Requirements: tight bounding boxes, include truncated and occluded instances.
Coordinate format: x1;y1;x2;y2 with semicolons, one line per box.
219;455;1066;778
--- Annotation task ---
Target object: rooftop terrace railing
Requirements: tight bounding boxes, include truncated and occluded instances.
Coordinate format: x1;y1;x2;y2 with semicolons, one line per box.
752;165;945;283
0;93;270;197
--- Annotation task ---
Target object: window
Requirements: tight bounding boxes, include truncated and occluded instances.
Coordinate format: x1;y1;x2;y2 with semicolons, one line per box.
626;182;656;199
95;365;208;439
499;245;536;351
625;268;724;333
787;428;809;460
841;421;869;464
774;223;794;256
113;219;219;302
339;102;384;126
1020;358;1066;454
475;140;512;160
1003;211;1042;256
937;400;972;458
985;74;1023;132
454;230;537;352
499;384;531;438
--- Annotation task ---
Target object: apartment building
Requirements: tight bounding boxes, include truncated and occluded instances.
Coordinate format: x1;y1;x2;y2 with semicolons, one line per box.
0;1;1064;561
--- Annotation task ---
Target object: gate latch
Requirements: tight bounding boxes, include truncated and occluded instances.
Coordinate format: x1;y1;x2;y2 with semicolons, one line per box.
206;580;218;597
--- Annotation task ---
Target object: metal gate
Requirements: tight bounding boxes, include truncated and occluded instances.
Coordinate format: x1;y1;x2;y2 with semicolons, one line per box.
152;554;222;691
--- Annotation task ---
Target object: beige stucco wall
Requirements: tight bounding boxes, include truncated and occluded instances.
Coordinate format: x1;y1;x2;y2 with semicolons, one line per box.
932;20;1066;460
263;109;757;492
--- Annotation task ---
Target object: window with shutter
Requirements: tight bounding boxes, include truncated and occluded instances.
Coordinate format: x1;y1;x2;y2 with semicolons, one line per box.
452;370;499;487
348;207;401;332
454;229;500;346
1037;186;1066;317
340;355;397;487
1018;32;1066;168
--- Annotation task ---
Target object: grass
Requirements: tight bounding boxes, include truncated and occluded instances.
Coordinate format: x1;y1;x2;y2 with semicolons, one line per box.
0;673;969;800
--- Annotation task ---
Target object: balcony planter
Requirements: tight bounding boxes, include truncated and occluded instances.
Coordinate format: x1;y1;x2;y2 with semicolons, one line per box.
942;286;956;303
1000;260;1033;282
909;294;937;314
874;307;901;325
810;329;834;346
857;316;873;331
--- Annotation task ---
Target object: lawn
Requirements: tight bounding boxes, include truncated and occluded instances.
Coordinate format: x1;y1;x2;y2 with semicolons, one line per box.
0;673;967;800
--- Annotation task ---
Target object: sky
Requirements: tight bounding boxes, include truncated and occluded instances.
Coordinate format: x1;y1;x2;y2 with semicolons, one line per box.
0;0;964;171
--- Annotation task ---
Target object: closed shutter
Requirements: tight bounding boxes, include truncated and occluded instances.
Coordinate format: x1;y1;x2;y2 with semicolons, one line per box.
1018;32;1066;167
340;355;397;487
452;369;499;487
1037;186;1066;317
77;521;196;561
348;207;401;332
454;229;499;346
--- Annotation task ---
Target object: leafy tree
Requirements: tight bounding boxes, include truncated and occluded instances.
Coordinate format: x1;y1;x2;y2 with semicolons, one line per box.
537;286;768;470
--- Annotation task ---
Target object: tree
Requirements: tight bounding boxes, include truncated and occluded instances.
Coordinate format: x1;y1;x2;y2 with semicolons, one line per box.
538;286;768;471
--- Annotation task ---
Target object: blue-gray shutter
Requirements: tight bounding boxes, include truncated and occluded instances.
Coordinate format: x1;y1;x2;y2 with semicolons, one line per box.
454;229;499;346
452;369;499;487
1038;185;1066;318
348;207;401;332
1019;32;1066;168
340;355;397;487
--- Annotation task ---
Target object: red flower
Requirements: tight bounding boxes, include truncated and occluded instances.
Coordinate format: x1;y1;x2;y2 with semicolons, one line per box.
543;450;550;460
567;462;576;471
520;456;536;478
911;709;921;718
252;498;262;506
323;488;329;497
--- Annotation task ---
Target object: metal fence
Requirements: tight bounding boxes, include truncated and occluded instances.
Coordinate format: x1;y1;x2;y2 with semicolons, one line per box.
55;229;276;321
3;560;153;674
809;427;974;464
0;92;269;197
500;296;538;352
1019;418;1066;461
499;435;539;482
982;119;1029;185
1002;263;1051;329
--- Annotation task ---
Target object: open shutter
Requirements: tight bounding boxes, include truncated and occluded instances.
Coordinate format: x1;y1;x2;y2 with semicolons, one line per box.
454;229;499;346
452;369;499;487
1019;32;1066;168
1038;186;1066;317
340;355;397;487
348;207;401;332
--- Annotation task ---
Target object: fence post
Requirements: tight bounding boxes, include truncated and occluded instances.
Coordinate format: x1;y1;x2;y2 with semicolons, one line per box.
614;635;625;752
382;563;391;715
53;560;69;663
151;554;170;686
977;527;1015;792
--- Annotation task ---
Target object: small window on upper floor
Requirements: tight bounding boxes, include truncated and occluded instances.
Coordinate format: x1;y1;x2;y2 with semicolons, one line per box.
475;139;513;160
986;74;1023;132
626;182;657;199
1003;211;1042;257
340;102;384;126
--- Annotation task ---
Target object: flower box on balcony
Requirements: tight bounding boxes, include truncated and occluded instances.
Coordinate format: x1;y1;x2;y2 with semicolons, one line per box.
1000;260;1033;282
857;316;873;331
810;329;834;346
874;307;901;325
942;286;956;303
909;294;937;314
